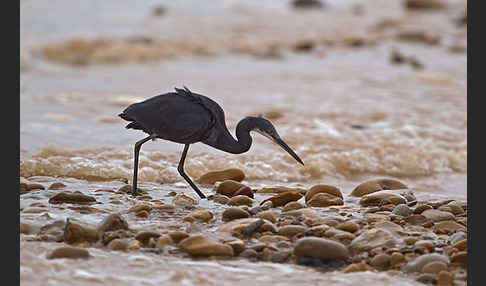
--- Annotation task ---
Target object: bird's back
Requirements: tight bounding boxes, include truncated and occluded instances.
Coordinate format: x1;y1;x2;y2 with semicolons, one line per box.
119;89;217;144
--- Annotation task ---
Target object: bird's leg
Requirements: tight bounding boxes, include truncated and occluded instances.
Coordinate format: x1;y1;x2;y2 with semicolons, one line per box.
177;144;206;199
132;135;154;196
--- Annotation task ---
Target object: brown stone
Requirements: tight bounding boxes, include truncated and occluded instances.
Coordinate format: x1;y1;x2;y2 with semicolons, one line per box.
107;239;128;251
371;253;391;270
351;178;407;197
46;246;91;259
179;235;234;257
305;185;343;202
63;219;99;244
294;237;349;260
278;225;308;238
360;191;407;207
168;231;189;244
437;270;454;286
307;193;344;207
450;251;467;266
343;262;373;273
135;231;161;245
391;252;405;267
213;180;247;197
433;220;466;234
228;195;255;207
222;207;251;222
282;201;305;212
421;209;455;222
97;213;129;234
414;204;433;214
49;192;96;204
256;186;306;194
261;191;303;207
336;221;359;233
197;169;245;184
422;261;448;274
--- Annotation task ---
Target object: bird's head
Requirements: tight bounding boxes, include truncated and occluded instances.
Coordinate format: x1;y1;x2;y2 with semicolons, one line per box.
248;116;304;166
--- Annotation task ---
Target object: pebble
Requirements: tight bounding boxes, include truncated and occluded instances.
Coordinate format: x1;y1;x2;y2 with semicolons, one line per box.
391;252;405;266
437;270;454;286
416;273;438;284
261;191;303;207
414;240;435;252
107;238;128;251
371;253;391;270
188;210;214;222
271;250;292;263
259;235;289;244
255;210;279;223
260;200;273;210
343;262;373;273
196;169;245;184
48;182;66;190
404;253;450;273
305;225;331;237
240;249;258;259
128;204;152;213
155;235;174;249
179;235;234;257
351;178;407;197
97;213;129;234
450;251;466;266
136;210;150;218
228;195;255;207
335;221;359;233
392;204;412;217
404;214;427;225
282;201;305;212
447;231;466;244
47;246;91;259
63;219;99;244
168;231;189;244
49;192;97;204
405;0;445;10
222;207;251;221
433;220;466;234
360;191;407;207
213;180;247;197
452;239;466;251
233;186;254;198
135;231;161;245
305;185;343;202
445;201;464;215
226;239;246;255
278;225;308;238
421;209;455;222
307;193;344;207
293;237;349;260
256;186;306;194
422;261;448;274
350;228;402;254
414;204;433;214
172;194;198;207
211;194;230;205
242;219;266;236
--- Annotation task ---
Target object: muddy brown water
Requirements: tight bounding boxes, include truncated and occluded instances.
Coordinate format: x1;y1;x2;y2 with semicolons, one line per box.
20;0;466;285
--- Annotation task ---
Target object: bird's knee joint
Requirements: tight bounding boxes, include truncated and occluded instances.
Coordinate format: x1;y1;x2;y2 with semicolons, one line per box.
177;166;184;174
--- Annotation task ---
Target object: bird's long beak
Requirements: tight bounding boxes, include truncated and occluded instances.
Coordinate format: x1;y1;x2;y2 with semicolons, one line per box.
273;137;305;165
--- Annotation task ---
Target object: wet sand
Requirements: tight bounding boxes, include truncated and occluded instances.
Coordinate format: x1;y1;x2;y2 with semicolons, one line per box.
20;0;466;285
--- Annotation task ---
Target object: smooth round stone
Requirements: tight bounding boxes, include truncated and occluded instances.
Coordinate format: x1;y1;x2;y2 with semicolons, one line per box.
422;261;448;274
391;252;405;267
351;178;407;197
222;207;251;222
437;270;454;285
107;239;128;251
335;221;359;233
278;225;308;238
135;231;161;245
433;220;466;234
293;237;349;260
47;246;91;259
392;204;412;217
416;273;438;285
213;180;247;197
179;235;234;257
48;182;66;190
283;201;305;212
255;210;279;223
450;251;467;266
211;194;230;205
350;228;402;254
233;186;254;198
239;249;258;259
172;194;198;207
404;253;450;273
343;262;373;273
97;213;129;234
413;204;433;214
421;209;455;222
305;185;343;202
261;191;303;207
48;192;96;204
452;239;467;251
447;231;466;244
168;231;189;244
371;253;391;270
197;169;245;184
360;191;407;207
227;195;255;207
307;193;344;207
188;210;214;222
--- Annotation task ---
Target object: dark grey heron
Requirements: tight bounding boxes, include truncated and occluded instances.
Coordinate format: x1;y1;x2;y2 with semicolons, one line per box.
119;86;304;198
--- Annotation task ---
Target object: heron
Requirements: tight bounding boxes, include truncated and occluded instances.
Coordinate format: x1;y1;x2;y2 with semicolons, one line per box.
119;86;304;198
